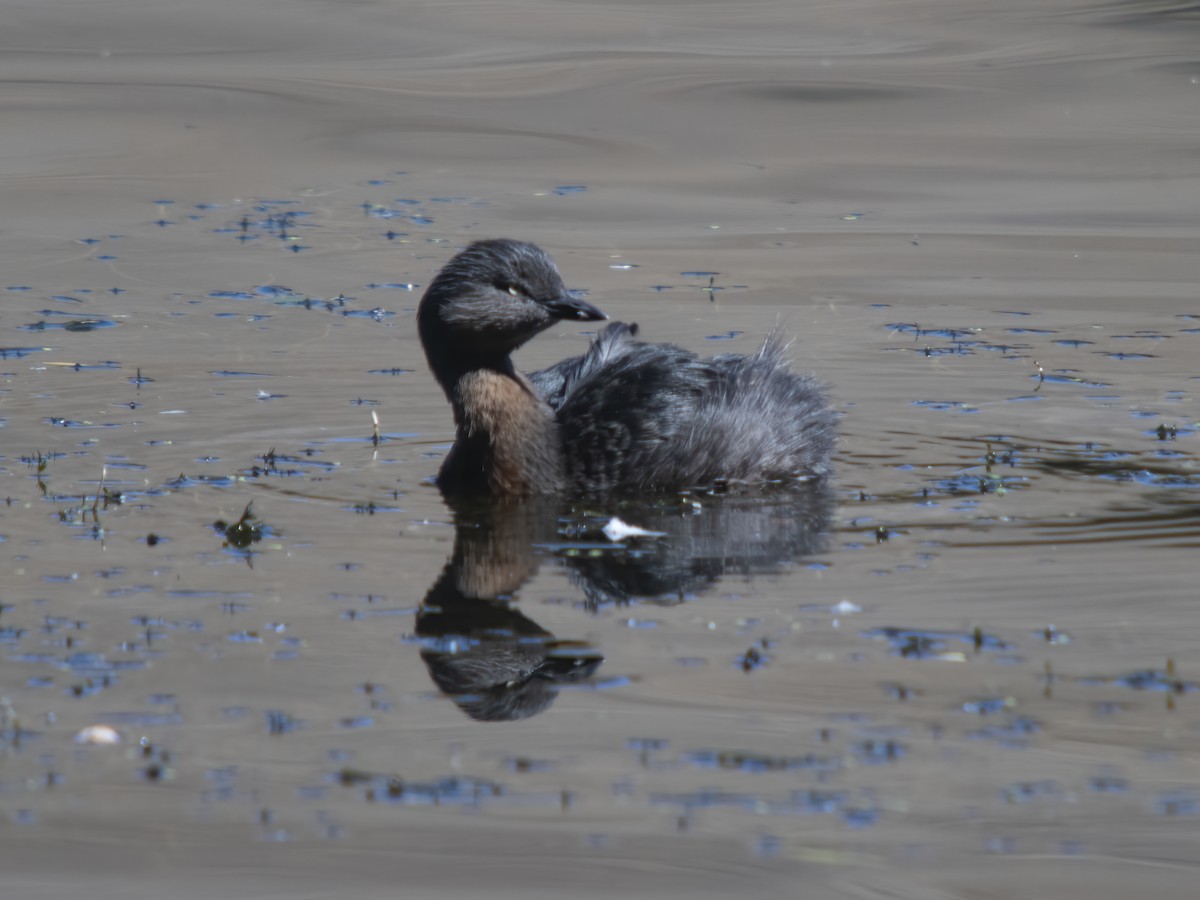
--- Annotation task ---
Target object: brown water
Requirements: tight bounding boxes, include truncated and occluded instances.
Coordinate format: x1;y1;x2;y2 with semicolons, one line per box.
2;1;1200;896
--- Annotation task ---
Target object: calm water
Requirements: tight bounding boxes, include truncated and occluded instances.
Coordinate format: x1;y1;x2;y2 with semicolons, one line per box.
2;1;1199;897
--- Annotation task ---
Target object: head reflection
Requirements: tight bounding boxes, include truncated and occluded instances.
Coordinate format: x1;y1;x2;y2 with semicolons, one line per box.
415;486;833;721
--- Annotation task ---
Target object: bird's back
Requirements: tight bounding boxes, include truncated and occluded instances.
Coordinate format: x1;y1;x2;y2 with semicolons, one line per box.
530;322;836;495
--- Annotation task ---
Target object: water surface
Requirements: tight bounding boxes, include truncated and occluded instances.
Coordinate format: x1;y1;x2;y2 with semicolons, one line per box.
2;1;1199;897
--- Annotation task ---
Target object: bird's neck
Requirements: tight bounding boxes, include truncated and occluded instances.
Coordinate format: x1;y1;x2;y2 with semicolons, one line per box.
443;367;565;496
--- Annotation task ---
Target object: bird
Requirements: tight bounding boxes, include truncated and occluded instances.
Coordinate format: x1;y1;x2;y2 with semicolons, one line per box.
416;239;836;498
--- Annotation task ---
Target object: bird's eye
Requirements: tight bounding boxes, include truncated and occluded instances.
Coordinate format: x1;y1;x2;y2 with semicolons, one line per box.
507;285;521;298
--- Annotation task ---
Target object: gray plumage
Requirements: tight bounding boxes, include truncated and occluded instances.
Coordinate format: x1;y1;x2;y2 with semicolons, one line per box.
417;238;837;497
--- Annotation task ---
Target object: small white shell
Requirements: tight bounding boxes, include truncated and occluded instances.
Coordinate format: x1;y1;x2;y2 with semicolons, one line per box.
74;724;121;745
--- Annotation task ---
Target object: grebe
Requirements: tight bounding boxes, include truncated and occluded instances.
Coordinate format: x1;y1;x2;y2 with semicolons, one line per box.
416;239;836;497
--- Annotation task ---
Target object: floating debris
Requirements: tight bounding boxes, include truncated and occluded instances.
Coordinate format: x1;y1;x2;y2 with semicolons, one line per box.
213;503;266;550
18;319;117;332
861;626;1008;659
1081;667;1197;693
1001;780;1061;804
683;749;841;774
601;517;667;542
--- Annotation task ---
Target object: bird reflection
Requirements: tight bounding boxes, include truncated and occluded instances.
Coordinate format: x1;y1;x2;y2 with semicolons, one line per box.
415;485;833;721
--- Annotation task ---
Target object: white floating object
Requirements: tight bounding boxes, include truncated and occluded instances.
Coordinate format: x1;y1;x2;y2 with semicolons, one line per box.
74;724;121;745
602;517;666;542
